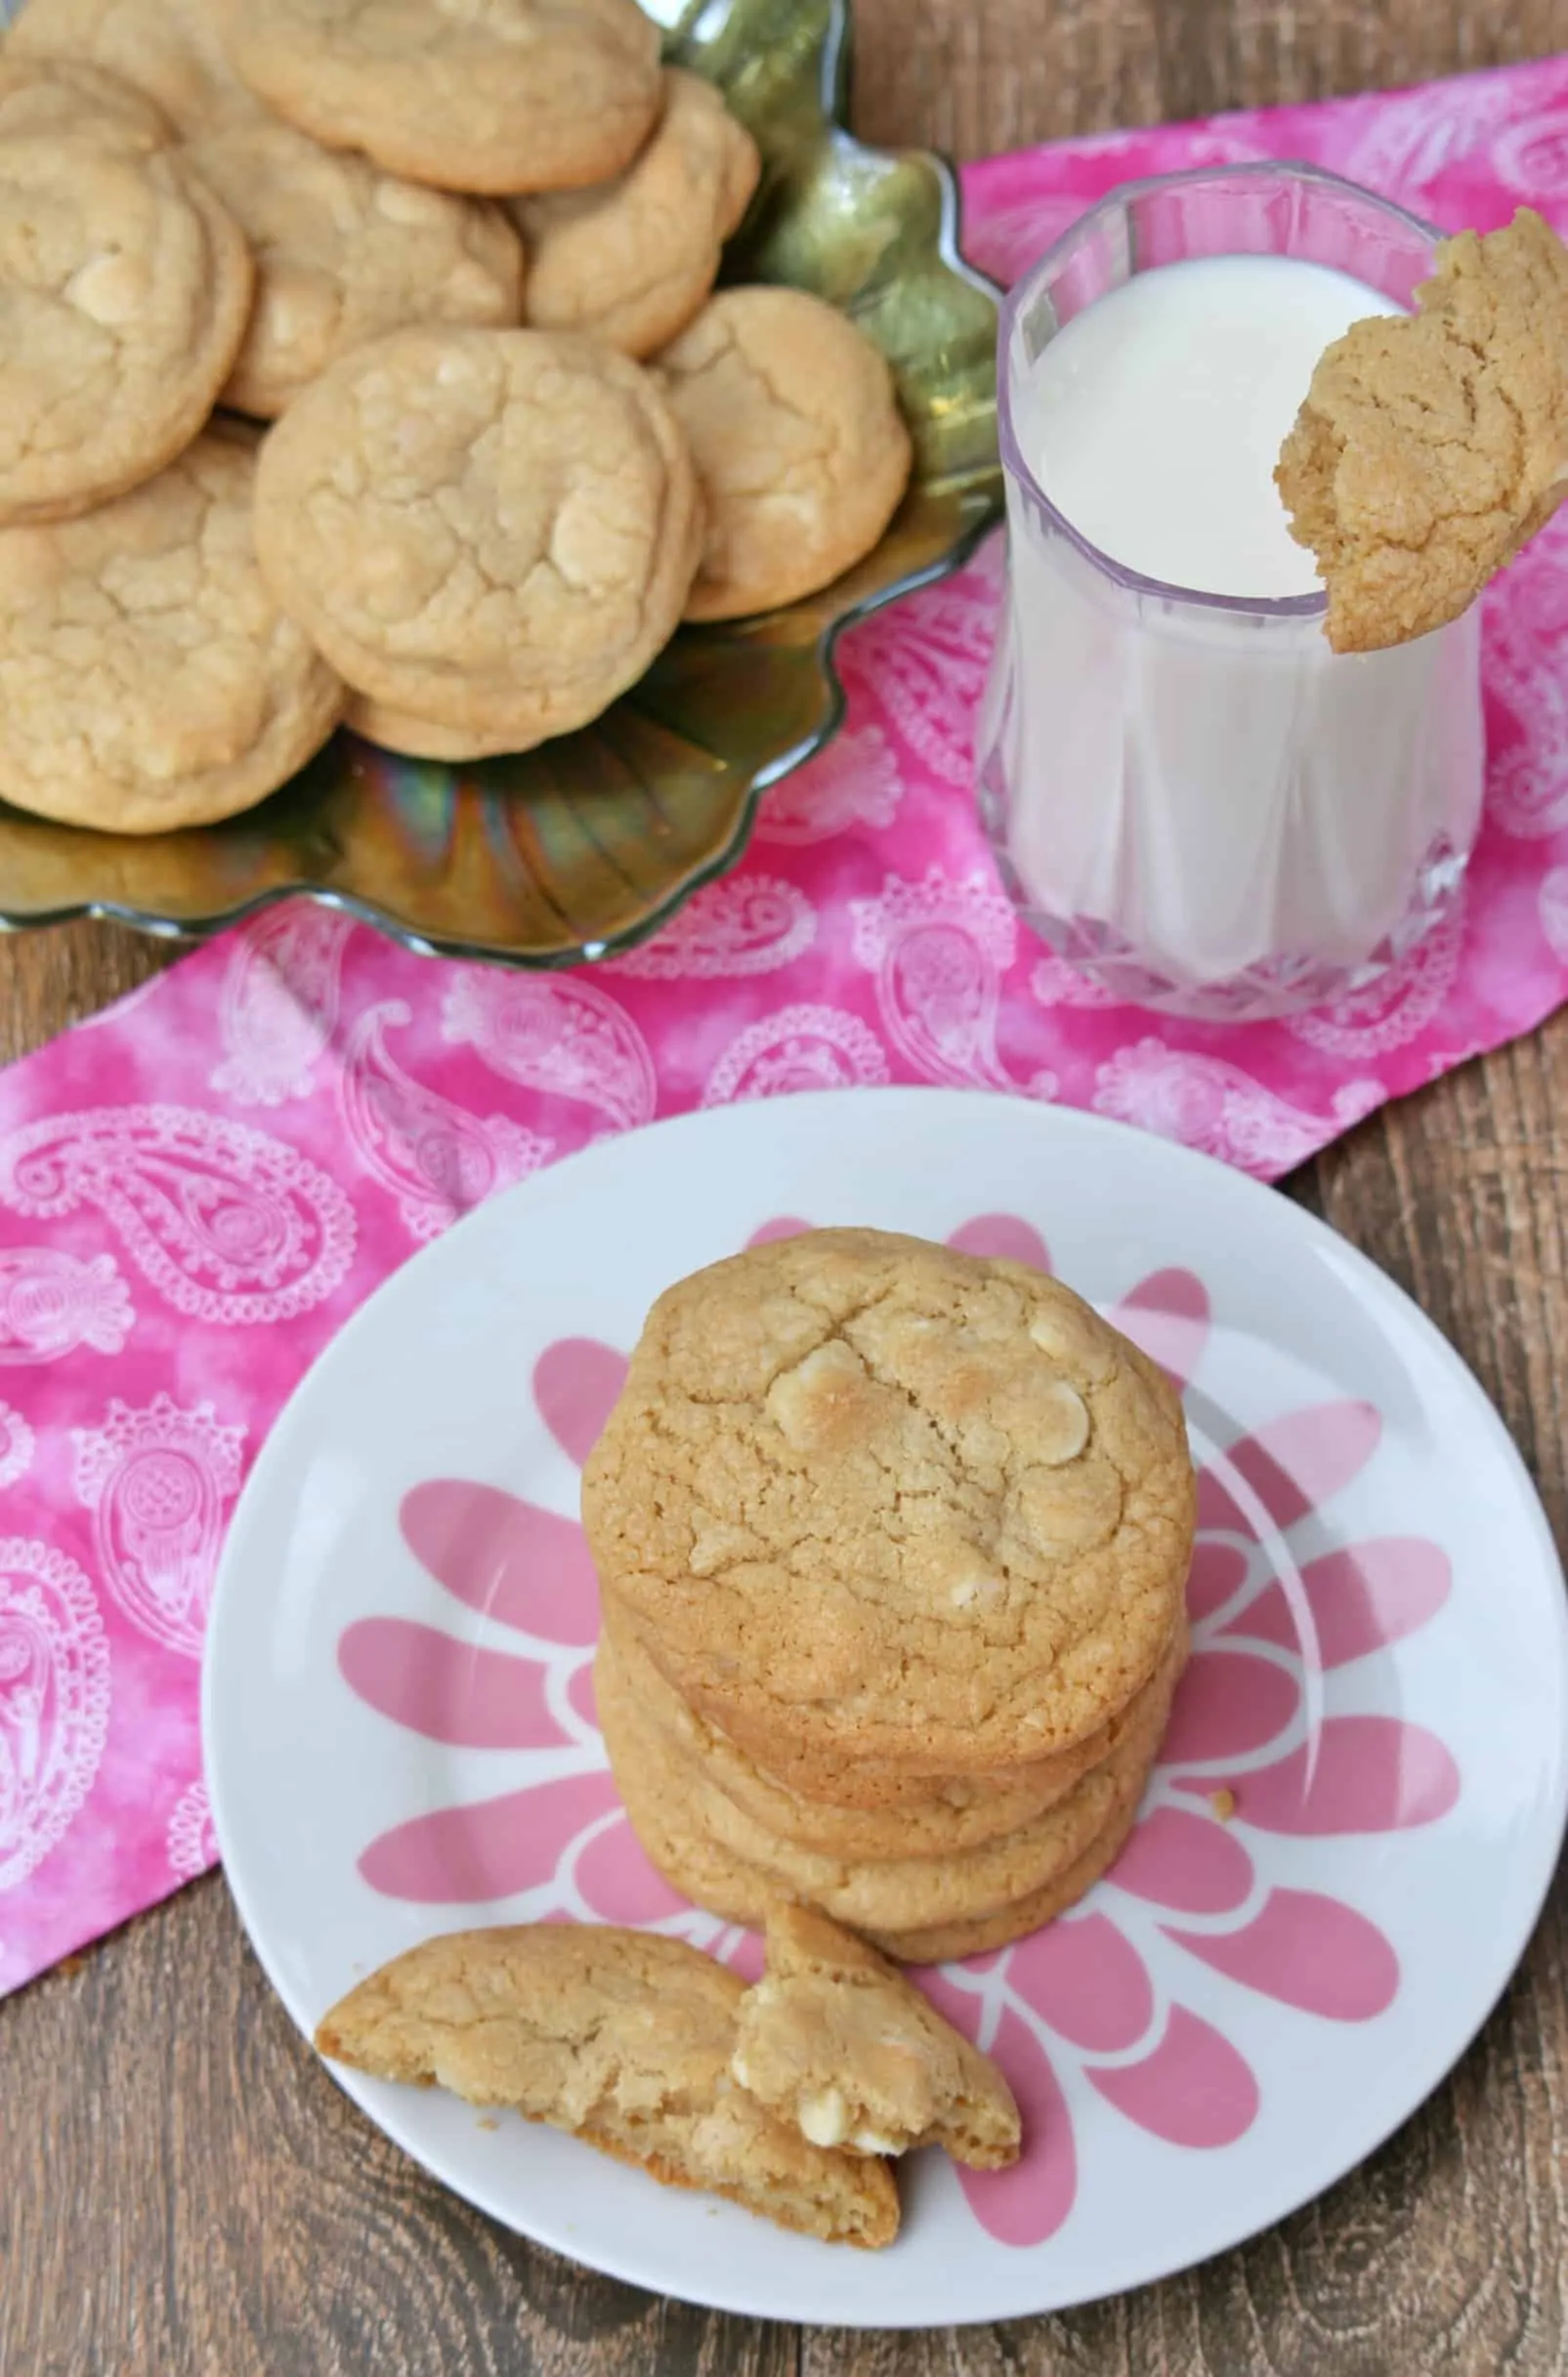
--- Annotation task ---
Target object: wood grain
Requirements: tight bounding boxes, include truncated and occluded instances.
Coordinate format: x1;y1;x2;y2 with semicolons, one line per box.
4;4;1568;2372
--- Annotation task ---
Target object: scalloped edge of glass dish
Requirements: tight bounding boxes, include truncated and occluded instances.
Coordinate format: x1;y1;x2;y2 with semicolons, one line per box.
0;0;1003;968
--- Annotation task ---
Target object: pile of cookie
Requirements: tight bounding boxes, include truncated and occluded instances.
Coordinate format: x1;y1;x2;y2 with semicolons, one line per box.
582;1228;1197;1964
0;0;912;830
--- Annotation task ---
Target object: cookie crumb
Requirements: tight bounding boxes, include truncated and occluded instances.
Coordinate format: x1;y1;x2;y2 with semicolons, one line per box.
1208;1787;1237;1823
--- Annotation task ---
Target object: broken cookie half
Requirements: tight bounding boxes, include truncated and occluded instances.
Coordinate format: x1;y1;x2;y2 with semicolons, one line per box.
733;1901;1022;2170
1276;207;1568;653
314;1923;899;2249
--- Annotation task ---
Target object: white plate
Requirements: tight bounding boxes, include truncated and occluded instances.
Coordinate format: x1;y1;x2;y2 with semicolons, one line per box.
203;1088;1568;2327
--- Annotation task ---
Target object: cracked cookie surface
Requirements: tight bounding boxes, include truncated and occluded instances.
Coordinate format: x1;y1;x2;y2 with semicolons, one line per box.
582;1227;1195;1775
733;1903;1021;2167
516;68;759;361
253;325;702;748
0;425;345;830
0;132;253;525
185;116;524;419
657;286;913;619
7;0;255;133
1277;207;1568;652
217;0;662;195
315;1923;900;2247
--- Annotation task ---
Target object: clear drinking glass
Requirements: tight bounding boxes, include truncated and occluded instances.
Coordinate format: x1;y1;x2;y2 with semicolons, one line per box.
975;164;1486;1022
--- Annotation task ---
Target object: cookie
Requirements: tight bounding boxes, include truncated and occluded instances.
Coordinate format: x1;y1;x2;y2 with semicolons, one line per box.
0;53;170;148
184;116;524;419
602;1712;1148;1963
582;1227;1196;1775
732;1903;1021;2167
864;1794;1146;1965
254;326;702;747
605;1596;1186;1851
596;1617;1170;1934
656;287;913;620
345;689;526;764
217;0;662;196
0;133;254;526
0;426;345;831
315;1923;899;2248
1277;207;1568;653
6;0;254;133
515;68;759;361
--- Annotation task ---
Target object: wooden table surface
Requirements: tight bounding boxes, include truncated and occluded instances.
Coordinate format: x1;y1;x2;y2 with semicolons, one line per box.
7;4;1568;2371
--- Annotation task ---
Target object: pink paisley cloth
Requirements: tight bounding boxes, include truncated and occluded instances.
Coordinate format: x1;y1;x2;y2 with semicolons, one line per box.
4;55;1568;1998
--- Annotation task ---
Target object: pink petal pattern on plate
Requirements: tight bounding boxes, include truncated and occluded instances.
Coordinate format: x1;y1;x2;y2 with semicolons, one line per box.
1231;1717;1461;1834
745;1217;813;1246
944;1214;1052;1270
1006;1911;1155;2053
324;1218;1475;2255
532;1337;628;1469
1197;1400;1382;1533
1108;1804;1255;1915
1087;2005;1260;2148
400;1480;600;1646
957;2007;1078;2246
1186;1540;1250;1621
573;1811;694;1926
1107;1268;1210;1390
1165;1888;1399;2019
359;1770;619;1902
1160;1648;1300;1764
338;1619;568;1750
717;1929;767;1982
1229;1539;1453;1665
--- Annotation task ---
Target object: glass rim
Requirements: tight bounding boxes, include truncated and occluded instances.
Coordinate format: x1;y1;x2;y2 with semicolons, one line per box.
996;159;1443;619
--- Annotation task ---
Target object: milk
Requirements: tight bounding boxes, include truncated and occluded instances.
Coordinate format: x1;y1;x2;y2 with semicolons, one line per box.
981;250;1485;1007
1018;256;1398;596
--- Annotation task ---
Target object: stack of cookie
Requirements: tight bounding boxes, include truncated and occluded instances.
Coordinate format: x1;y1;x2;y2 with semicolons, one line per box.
0;0;913;828
583;1228;1196;1963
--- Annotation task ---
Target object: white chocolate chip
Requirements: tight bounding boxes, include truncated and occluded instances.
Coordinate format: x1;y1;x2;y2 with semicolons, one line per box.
851;2126;905;2155
64;252;143;324
257;274;340;357
1034;1379;1090;1464
765;1339;868;1451
730;2052;754;2091
798;2085;849;2148
445;258;512;314
373;178;452;227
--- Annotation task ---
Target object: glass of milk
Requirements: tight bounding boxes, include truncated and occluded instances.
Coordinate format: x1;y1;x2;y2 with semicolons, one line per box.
976;163;1485;1020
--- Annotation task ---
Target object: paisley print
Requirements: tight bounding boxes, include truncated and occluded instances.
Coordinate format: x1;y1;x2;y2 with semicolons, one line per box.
0;1541;110;1894
341;1002;551;1242
73;1394;245;1659
0;1107;357;1326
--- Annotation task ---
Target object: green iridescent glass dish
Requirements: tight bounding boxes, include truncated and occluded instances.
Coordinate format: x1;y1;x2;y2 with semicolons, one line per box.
0;0;1001;963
